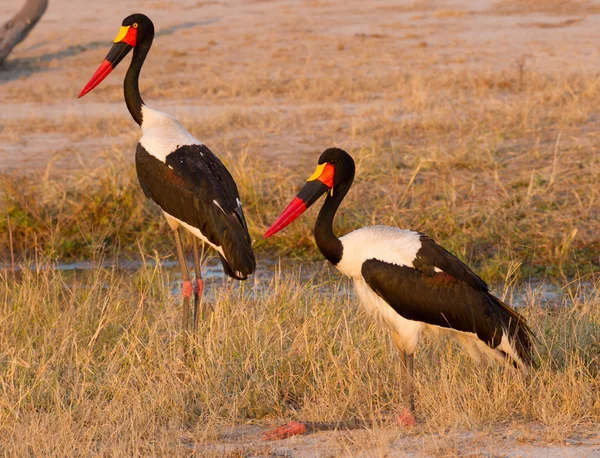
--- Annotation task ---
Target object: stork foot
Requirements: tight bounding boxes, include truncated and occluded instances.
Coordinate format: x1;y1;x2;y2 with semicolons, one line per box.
182;280;193;299
396;407;416;427
263;421;307;440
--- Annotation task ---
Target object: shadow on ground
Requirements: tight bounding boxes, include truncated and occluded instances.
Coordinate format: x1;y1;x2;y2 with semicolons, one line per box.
0;18;218;82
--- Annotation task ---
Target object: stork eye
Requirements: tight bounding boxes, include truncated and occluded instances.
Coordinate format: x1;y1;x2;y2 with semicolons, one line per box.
133;23;139;28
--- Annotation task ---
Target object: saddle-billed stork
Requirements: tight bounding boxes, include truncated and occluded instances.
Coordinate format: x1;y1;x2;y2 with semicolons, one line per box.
78;14;255;332
263;148;536;439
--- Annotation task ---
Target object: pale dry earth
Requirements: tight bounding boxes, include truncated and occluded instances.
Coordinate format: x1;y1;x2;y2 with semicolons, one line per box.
2;0;600;173
199;424;600;457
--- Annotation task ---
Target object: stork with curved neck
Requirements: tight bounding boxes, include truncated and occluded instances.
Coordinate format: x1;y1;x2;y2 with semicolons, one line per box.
79;14;256;332
123;37;149;126
313;172;351;266
263;147;536;439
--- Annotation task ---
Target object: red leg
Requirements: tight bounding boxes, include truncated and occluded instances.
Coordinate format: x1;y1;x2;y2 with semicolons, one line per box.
193;278;204;298
192;277;204;333
263;421;308;440
173;228;191;332
397;347;417;426
182;280;193;299
397;407;416;427
192;238;207;333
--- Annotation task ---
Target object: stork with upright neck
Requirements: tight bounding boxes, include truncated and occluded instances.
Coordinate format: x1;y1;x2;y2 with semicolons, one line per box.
263;148;536;439
79;14;255;332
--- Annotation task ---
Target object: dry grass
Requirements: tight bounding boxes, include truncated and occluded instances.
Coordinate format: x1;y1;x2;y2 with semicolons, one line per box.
2;69;599;281
0;258;598;455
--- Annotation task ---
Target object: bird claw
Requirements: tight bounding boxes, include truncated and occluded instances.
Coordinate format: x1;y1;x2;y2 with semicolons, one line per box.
397;408;416;427
263;421;307;440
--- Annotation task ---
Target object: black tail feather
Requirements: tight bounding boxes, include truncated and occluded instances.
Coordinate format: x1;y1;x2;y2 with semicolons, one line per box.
218;212;255;280
218;250;254;280
495;296;538;369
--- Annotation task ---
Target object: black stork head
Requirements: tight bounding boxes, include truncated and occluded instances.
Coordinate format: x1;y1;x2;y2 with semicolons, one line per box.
264;148;355;238
78;14;154;98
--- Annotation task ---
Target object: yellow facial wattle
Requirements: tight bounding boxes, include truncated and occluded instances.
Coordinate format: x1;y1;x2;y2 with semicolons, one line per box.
113;26;130;43
307;163;327;182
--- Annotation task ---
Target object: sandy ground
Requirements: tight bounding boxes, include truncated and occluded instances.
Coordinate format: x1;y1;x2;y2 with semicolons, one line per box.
2;1;600;456
197;423;600;457
2;0;600;173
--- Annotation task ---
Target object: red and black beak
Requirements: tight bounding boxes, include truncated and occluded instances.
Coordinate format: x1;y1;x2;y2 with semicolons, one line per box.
78;25;138;98
264;162;335;238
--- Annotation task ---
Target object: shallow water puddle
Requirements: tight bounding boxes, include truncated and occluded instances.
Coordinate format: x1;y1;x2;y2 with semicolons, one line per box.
2;256;595;308
0;256;338;302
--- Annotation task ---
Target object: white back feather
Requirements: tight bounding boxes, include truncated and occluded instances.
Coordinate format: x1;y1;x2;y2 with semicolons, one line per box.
336;226;422;279
139;105;201;162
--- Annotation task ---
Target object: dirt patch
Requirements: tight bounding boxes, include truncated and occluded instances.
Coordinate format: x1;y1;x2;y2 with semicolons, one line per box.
192;423;600;457
2;0;600;172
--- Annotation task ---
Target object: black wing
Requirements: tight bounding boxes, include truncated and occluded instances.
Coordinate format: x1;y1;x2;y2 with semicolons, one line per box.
361;236;535;365
413;234;488;291
135;143;255;280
